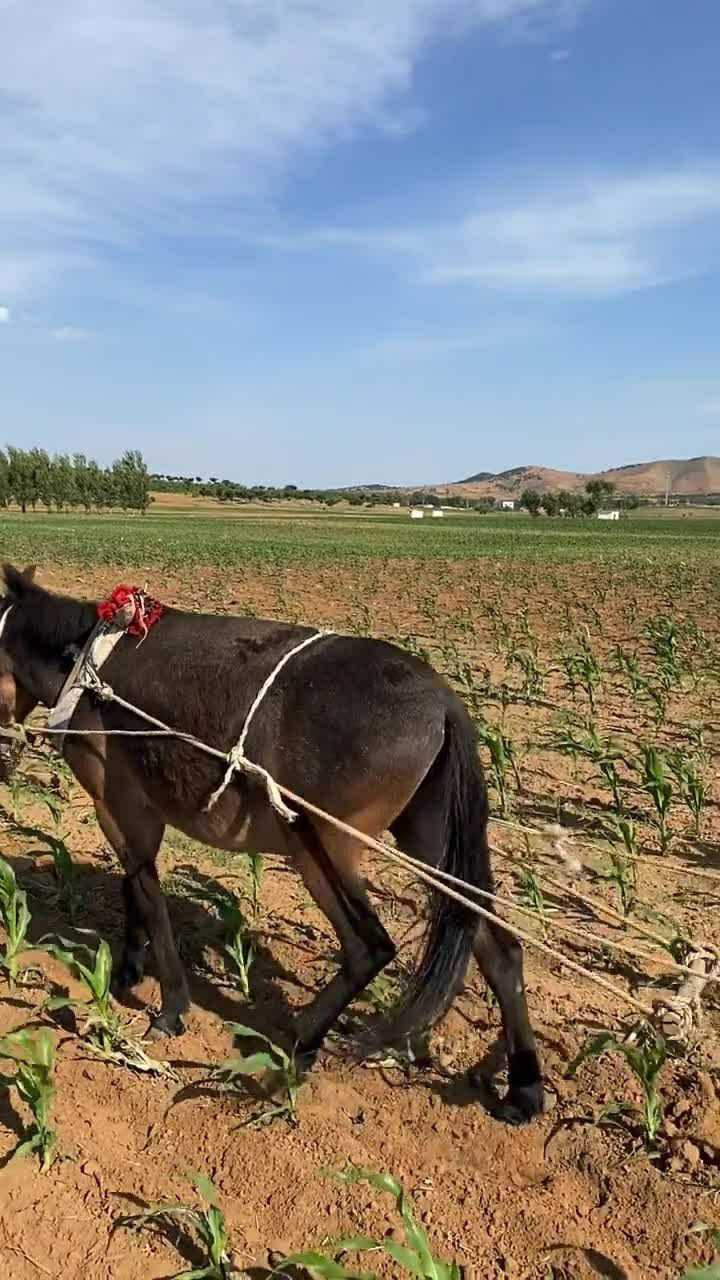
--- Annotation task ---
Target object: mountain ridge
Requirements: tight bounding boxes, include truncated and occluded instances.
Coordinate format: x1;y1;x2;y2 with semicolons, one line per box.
441;456;720;499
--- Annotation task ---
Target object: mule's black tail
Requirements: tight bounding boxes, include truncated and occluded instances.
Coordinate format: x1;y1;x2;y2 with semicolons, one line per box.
387;697;490;1042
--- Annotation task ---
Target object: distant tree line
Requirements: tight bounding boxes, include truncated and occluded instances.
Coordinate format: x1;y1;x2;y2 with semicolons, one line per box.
150;474;493;510
519;479;642;518
2;447;151;513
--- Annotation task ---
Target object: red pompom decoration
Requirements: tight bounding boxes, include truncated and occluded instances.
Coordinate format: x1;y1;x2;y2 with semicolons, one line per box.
97;585;165;637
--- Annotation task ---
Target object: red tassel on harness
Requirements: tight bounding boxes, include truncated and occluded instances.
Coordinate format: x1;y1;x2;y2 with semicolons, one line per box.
97;585;165;638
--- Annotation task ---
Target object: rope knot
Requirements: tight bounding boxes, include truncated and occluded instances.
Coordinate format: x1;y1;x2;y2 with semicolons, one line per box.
204;745;297;823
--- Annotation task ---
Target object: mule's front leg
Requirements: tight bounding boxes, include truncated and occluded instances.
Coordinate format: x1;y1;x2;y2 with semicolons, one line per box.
112;873;149;994
131;863;190;1037
95;799;190;1038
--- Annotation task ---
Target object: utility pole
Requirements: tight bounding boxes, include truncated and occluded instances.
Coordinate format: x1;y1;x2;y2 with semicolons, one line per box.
665;472;671;507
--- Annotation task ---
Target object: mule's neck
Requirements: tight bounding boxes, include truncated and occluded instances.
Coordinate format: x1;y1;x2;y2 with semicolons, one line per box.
7;595;97;709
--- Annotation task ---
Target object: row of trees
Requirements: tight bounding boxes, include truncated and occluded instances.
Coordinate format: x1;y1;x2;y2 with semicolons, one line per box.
520;479;641;518
150;474;494;510
2;448;151;513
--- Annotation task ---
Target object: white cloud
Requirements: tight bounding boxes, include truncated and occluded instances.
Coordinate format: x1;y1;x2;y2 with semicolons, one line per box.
698;399;720;417
0;306;9;324
51;326;91;342
258;166;720;296
0;1;585;301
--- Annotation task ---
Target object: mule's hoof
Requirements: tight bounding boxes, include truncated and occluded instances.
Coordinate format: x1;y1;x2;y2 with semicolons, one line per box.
294;1044;320;1073
495;1081;545;1125
147;1012;185;1040
111;966;143;997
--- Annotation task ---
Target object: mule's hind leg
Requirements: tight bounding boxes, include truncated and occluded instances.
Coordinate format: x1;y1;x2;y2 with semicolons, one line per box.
287;817;396;1057
473;921;543;1123
95;799;190;1037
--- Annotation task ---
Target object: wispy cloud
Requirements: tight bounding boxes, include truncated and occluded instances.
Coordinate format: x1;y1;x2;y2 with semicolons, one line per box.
0;1;585;305
698;399;720;417
258;166;720;296
51;326;91;342
0;306;9;324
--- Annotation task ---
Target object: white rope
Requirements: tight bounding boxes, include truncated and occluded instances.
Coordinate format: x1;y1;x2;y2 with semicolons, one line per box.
0;604;13;642
204;629;330;819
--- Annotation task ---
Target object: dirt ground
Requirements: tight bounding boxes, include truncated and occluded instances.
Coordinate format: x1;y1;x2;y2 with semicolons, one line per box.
2;558;720;1280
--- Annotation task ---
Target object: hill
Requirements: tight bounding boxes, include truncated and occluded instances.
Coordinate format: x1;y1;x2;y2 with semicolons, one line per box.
441;456;720;500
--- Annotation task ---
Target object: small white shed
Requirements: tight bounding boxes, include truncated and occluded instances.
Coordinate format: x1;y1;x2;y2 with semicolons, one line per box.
431;509;445;518
598;509;620;521
410;509;424;520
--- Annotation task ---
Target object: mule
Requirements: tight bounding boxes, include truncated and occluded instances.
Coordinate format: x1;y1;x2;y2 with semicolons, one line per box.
0;564;543;1122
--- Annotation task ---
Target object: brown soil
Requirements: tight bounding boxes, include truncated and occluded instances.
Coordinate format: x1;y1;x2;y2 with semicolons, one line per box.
2;559;720;1279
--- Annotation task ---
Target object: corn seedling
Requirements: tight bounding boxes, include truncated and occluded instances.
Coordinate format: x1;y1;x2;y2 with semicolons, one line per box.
569;1022;667;1148
45;936;175;1076
517;863;547;928
359;971;401;1016
216;1023;301;1125
638;744;674;852
508;648;545;701
668;752;707;838
0;855;32;985
611;646;647;698
123;1173;236;1280
476;721;520;815
547;720;626;814
13;821;80;921
172;878;255;997
0;1029;57;1170
602;836;637;917
560;641;602;712
245;851;264;919
277;1165;461;1279
682;1226;720;1279
221;896;255;999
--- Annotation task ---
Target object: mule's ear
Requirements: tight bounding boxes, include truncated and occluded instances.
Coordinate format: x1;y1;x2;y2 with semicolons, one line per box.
3;563;37;597
22;565;37;582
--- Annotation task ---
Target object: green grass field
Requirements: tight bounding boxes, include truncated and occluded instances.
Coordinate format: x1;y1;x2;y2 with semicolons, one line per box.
2;506;720;569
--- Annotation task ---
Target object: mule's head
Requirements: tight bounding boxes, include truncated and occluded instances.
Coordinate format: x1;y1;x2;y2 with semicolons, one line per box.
0;564;40;779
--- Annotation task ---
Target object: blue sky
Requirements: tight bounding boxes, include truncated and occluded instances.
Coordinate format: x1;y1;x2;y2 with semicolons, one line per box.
1;0;720;486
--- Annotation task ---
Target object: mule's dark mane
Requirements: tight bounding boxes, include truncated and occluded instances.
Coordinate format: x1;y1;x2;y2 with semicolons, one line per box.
3;567;96;654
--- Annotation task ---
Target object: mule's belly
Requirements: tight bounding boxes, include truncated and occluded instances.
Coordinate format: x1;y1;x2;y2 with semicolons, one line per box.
163;795;288;857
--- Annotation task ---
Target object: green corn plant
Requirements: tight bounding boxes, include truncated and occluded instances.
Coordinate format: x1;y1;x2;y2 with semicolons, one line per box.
547;719;626;814
569;1022;667;1148
560;641;602;712
517;864;547;928
45;937;120;1053
172;878;255;997
0;1029;58;1171
123;1173;235;1280
277;1165;462;1279
0;855;32;985
507;648;545;701
216;1023;301;1125
602;839;637;917
359;971;401;1016
611;646;647;698
668;752;707;838
638;744;674;851
45;936;174;1076
221;897;255;1000
245;851;264;919
644;617;683;683
682;1227;720;1279
476;721;520;815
